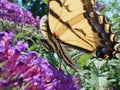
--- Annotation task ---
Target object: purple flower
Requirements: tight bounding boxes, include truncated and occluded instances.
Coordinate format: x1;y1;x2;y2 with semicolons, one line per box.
95;1;105;13
0;0;40;28
0;32;13;60
15;41;28;52
0;32;80;90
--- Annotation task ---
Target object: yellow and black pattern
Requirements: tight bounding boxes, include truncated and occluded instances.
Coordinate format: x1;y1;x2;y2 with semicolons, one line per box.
40;0;120;69
48;0;119;59
40;15;76;69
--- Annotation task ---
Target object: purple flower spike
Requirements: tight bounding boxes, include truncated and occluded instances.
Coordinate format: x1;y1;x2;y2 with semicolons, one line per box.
0;32;80;90
0;0;40;27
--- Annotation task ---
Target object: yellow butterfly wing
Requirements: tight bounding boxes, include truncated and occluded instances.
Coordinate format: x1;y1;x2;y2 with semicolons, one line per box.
48;0;99;51
48;0;119;58
40;15;77;69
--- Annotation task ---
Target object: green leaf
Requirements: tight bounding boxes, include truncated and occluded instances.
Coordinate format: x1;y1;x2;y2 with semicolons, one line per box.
112;0;117;6
98;76;108;89
42;0;48;5
94;60;106;69
77;54;90;67
46;53;60;68
13;33;25;42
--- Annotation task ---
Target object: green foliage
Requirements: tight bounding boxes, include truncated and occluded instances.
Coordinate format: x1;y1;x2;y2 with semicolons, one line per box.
42;0;48;5
77;54;90;68
80;59;120;90
20;0;47;17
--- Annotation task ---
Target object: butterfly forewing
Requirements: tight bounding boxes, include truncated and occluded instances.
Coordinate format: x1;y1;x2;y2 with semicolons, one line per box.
48;0;90;33
48;0;101;51
56;13;103;51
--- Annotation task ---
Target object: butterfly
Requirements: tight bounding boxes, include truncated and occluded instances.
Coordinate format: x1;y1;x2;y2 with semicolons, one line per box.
40;0;119;69
40;15;77;69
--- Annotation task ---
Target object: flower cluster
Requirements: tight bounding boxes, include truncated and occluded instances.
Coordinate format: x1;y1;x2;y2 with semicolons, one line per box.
0;0;80;90
0;32;80;90
0;0;39;27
